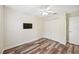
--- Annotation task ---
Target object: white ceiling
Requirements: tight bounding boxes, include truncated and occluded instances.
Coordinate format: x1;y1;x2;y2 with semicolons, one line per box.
5;5;41;16
5;5;79;16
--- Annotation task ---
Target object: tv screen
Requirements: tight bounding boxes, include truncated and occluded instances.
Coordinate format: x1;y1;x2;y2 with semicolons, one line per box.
23;23;32;29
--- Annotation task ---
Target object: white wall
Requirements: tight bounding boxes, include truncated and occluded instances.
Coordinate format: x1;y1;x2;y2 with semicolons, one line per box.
0;6;4;53
4;7;43;49
43;13;66;44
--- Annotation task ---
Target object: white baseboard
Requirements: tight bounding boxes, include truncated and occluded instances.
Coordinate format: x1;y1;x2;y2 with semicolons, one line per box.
3;37;42;51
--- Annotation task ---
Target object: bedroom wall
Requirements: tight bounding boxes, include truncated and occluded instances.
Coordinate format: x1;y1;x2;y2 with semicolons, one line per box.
4;7;43;49
43;13;66;44
0;6;4;53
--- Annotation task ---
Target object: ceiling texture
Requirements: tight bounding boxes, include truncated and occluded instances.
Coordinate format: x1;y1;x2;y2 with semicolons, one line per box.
5;5;79;17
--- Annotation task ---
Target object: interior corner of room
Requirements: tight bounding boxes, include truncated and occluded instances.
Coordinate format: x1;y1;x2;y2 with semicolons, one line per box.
0;5;79;54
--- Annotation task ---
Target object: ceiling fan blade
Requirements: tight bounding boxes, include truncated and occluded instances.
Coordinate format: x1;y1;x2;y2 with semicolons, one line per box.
45;7;51;11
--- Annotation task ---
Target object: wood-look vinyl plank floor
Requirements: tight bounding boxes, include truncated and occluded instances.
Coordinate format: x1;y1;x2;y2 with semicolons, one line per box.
3;38;79;54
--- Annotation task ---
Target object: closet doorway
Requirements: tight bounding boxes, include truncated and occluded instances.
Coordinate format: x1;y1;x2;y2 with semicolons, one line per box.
69;16;79;45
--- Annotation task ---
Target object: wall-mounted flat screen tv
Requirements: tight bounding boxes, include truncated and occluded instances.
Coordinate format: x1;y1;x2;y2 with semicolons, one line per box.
23;23;32;29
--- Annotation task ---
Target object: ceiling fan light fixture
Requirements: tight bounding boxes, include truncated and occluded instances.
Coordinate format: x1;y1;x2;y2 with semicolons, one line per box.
42;12;48;16
39;6;57;16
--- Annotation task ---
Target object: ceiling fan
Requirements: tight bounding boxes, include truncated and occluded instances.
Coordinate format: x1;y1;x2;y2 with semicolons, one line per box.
40;6;56;16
